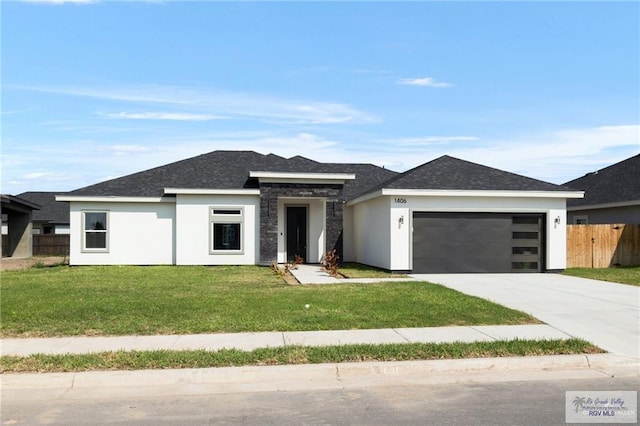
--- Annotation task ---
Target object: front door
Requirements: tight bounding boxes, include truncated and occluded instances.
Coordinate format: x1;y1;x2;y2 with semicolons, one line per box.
286;206;307;263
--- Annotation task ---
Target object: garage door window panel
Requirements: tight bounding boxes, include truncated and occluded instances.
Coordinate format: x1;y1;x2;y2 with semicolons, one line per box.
510;215;543;272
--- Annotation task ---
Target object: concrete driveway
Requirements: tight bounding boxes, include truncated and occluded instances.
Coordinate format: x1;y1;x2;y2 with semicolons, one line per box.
411;273;640;359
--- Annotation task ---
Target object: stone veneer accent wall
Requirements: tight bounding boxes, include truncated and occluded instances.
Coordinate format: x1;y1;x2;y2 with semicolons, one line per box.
259;183;343;265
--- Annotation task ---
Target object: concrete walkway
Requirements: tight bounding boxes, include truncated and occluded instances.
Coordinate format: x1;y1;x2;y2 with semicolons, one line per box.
413;273;640;359
1;324;573;357
290;264;411;284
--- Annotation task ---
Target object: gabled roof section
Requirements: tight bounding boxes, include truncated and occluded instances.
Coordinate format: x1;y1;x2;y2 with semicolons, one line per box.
370;155;575;193
564;154;640;208
17;192;69;224
1;194;41;212
68;150;398;200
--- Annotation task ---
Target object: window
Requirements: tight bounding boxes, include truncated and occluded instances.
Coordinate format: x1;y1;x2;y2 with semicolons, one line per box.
83;211;108;252
210;207;243;253
574;216;588;225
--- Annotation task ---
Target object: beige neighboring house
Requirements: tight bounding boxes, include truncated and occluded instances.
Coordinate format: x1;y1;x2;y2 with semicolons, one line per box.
564;154;640;224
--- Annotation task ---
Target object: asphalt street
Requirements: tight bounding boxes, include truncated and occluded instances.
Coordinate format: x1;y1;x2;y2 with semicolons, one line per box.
3;376;637;425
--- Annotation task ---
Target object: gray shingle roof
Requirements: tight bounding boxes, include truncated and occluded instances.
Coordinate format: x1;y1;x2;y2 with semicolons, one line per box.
366;155;574;193
564;154;640;207
69;151;398;201
17;192;70;224
68;152;577;202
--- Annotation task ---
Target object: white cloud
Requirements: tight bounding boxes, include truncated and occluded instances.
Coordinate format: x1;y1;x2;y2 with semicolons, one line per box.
397;77;453;88
100;112;228;121
100;145;154;155
20;85;377;125
22;0;98;4
378;136;479;146
20;171;78;181
373;125;639;184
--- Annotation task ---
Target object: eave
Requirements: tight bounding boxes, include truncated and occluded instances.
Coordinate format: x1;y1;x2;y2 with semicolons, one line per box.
56;195;176;203
164;188;261;195
567;199;640;211
249;171;355;184
347;189;585;206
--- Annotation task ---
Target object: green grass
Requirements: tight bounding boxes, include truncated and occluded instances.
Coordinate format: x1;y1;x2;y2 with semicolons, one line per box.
339;262;408;279
0;265;537;337
563;266;640;286
0;339;602;373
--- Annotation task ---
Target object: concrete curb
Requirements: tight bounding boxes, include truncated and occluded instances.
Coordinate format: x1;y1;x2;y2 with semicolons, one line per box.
3;354;638;401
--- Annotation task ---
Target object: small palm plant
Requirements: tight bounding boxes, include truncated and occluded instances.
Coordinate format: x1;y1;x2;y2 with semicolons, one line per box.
323;249;340;277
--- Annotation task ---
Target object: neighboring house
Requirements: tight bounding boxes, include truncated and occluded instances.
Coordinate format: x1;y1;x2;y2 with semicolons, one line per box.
1;194;41;258
564;154;640;224
57;151;582;273
17;192;70;234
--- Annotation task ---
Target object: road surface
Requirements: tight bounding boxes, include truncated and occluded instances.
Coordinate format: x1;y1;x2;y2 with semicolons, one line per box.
3;376;637;425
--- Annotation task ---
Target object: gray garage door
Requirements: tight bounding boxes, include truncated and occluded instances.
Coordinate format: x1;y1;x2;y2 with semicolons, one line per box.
412;212;543;273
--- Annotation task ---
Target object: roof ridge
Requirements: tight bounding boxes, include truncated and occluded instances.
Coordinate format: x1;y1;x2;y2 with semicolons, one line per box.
364;155;449;191
353;154;573;197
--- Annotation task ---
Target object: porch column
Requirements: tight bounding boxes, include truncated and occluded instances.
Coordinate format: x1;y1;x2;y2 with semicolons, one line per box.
259;190;278;266
7;212;33;258
325;198;343;262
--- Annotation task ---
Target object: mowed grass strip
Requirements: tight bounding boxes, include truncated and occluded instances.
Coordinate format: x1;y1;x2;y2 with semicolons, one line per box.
0;339;602;373
1;265;538;337
339;262;408;279
563;266;640;286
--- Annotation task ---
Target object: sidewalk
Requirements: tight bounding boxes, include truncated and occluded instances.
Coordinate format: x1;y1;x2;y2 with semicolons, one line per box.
2;324;574;356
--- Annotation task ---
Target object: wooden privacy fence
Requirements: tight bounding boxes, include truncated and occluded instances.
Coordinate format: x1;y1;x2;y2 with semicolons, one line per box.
567;224;640;268
2;234;69;257
32;234;70;256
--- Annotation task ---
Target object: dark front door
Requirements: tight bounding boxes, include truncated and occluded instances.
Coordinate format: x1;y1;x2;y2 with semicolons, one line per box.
286;206;307;263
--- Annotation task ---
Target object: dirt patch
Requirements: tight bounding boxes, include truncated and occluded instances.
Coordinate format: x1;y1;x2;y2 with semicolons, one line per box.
0;256;68;271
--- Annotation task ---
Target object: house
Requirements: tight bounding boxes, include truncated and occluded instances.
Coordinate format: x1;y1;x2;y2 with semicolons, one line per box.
57;151;583;273
17;192;70;234
0;194;41;258
564;154;640;224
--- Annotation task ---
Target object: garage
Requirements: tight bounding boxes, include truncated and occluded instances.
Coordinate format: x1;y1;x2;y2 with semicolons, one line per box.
412;212;544;273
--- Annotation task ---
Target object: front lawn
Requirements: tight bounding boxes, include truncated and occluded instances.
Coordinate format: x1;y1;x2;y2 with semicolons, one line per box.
339;262;407;279
0;265;538;337
563;266;640;286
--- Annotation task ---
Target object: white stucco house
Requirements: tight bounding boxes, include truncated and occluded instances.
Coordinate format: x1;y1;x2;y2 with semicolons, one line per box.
57;151;583;273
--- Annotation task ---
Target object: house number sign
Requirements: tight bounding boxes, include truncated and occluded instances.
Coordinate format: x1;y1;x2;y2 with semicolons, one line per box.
394;197;407;204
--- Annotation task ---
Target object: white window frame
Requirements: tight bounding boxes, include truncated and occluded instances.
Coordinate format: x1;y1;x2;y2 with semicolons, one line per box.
82;210;109;253
210;207;244;255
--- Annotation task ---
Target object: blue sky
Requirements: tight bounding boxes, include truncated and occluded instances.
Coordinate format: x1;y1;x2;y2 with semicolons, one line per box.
2;1;638;194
